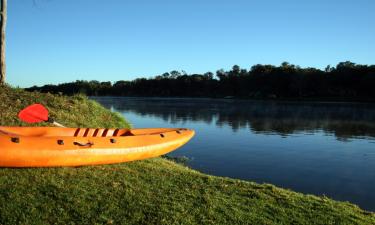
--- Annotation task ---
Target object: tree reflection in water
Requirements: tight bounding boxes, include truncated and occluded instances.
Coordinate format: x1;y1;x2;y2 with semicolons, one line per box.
94;97;375;141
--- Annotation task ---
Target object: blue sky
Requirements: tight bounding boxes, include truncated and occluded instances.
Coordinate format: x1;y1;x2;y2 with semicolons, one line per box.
6;0;375;87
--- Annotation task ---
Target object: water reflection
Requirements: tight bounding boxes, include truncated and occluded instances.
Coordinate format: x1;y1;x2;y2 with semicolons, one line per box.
93;97;375;211
94;97;375;141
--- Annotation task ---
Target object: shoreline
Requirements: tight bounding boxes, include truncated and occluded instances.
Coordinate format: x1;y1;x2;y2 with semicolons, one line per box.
90;95;375;104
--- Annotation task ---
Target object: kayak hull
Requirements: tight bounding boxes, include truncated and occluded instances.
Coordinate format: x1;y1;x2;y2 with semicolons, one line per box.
0;127;194;167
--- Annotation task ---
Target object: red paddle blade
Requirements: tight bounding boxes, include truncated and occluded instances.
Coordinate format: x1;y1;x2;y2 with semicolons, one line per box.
18;104;49;123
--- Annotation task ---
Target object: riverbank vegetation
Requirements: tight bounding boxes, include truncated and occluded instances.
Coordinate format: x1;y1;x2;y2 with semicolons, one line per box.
0;85;374;224
27;61;375;101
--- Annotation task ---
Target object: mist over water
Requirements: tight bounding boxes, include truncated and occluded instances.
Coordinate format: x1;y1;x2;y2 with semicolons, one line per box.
93;97;375;211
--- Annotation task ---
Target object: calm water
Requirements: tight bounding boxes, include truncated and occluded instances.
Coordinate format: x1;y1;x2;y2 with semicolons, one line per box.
93;97;375;211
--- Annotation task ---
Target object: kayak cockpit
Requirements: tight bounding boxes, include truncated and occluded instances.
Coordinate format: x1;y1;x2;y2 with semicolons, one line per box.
0;127;187;138
73;128;133;137
0;127;134;137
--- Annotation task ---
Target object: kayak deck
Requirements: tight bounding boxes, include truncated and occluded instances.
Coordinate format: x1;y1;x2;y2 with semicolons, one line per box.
0;127;195;167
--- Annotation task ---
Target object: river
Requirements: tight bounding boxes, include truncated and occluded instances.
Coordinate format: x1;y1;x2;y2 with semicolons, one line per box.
92;97;375;211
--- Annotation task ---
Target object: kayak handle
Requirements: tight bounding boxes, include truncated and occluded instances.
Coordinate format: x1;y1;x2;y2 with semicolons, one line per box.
73;141;94;147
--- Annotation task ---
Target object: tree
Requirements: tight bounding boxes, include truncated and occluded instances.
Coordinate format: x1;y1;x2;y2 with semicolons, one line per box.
325;65;333;73
0;0;6;83
170;70;181;79
281;61;290;68
203;72;213;80
216;69;227;80
161;72;170;79
231;65;240;76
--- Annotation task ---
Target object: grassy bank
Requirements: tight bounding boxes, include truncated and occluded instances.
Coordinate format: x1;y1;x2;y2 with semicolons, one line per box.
0;85;130;128
0;85;374;225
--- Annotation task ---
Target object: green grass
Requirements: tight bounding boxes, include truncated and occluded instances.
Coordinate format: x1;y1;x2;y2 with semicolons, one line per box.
0;85;130;128
0;84;374;225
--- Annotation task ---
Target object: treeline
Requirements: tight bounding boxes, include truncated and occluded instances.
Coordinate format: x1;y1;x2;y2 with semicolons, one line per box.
26;61;375;100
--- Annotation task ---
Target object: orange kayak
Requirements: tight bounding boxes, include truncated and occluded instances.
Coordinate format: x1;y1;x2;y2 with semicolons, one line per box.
0;126;195;167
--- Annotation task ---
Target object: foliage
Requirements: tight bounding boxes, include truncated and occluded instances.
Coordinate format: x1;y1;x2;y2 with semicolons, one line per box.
27;61;375;101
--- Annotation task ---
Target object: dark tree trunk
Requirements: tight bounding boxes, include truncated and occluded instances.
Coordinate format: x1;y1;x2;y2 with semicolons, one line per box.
0;0;6;83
